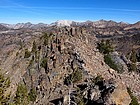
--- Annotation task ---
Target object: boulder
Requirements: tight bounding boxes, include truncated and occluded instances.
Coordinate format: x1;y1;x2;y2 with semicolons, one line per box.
111;81;131;105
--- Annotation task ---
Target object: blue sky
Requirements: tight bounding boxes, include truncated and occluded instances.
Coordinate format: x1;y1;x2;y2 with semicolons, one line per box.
0;0;140;24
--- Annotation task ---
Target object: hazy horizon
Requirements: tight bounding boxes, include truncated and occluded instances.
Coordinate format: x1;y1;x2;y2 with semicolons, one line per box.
0;0;140;24
0;19;136;25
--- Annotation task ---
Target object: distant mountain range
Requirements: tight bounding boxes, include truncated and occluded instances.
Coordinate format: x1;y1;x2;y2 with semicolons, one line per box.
0;20;140;30
1;22;48;29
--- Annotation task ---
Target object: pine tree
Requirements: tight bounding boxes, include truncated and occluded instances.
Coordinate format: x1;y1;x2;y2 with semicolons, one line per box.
130;49;137;63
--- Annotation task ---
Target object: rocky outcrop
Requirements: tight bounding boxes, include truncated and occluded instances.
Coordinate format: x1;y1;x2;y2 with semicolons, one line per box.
0;26;135;105
111;81;131;105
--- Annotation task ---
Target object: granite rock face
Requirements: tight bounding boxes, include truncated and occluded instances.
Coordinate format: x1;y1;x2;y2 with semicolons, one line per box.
0;26;137;105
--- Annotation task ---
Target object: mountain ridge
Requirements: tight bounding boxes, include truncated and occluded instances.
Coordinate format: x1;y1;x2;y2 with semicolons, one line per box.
0;21;140;104
0;19;133;30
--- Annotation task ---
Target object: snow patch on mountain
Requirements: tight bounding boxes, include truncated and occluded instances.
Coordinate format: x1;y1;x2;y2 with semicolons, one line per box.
51;20;73;26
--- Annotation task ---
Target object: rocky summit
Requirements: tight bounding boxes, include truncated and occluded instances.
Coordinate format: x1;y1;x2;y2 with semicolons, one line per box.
0;20;140;105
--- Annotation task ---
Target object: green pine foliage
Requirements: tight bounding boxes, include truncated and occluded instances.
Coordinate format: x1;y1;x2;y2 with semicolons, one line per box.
127;87;139;105
130;49;137;63
72;68;83;83
104;54;123;73
97;39;114;54
74;90;85;105
40;58;48;69
14;83;29;105
13;84;37;104
129;49;138;72
28;88;37;102
32;41;37;53
129;63;137;72
64;68;83;85
24;49;31;58
42;33;49;46
94;75;104;84
0;70;11;105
